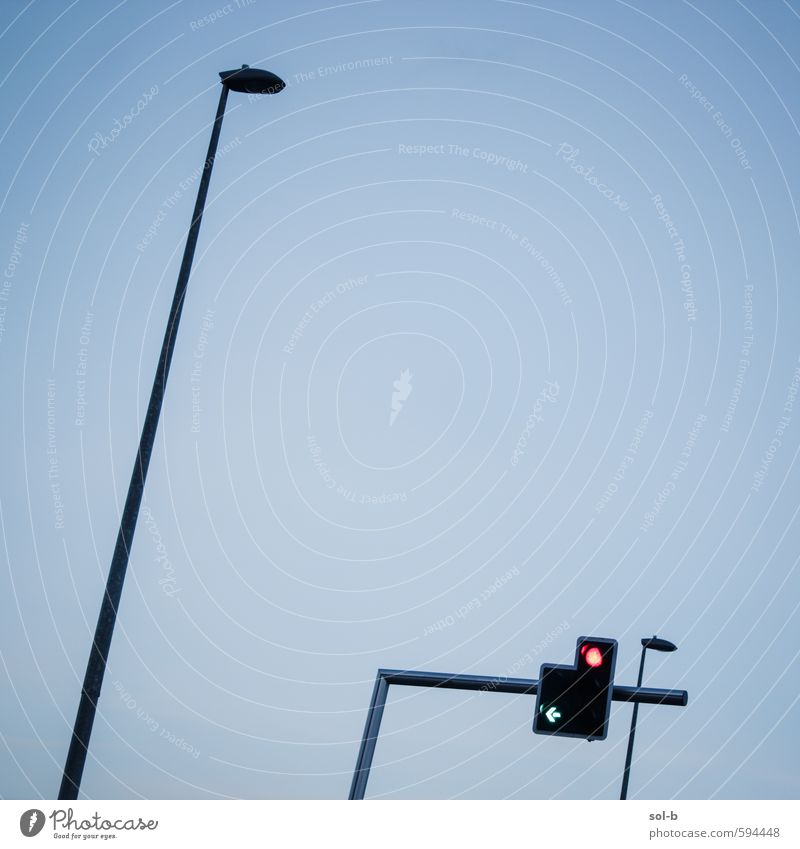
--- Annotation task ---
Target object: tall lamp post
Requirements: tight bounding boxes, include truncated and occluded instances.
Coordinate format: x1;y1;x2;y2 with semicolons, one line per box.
620;635;678;800
58;66;285;800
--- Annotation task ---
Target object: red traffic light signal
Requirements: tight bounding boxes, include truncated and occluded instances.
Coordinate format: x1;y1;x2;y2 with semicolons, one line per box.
534;636;618;740
582;645;604;668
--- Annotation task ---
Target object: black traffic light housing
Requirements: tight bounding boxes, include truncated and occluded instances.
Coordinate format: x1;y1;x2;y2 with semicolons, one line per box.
534;636;618;740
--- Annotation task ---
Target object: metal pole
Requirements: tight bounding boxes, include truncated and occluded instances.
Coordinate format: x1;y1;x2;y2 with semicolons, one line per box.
381;669;539;695
349;672;390;800
58;83;230;800
348;668;687;799
620;645;647;800
377;668;684;706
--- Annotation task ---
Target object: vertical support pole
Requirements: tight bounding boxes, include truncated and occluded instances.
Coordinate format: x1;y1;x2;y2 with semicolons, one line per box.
620;645;647;800
58;83;230;801
348;672;390;800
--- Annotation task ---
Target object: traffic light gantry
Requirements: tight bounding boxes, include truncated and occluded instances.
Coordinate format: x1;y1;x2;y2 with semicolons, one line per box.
348;655;687;799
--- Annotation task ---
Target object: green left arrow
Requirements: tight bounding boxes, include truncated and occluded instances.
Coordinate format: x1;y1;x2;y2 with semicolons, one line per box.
545;706;562;723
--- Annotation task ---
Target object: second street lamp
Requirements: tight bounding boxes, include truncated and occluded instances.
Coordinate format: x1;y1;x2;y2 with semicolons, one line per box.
619;635;678;800
58;65;285;800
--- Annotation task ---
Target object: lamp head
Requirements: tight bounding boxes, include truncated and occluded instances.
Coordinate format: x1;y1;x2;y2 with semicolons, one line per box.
219;65;285;94
642;635;678;652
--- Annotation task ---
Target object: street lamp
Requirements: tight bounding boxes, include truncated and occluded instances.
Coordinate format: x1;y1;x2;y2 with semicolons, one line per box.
619;635;678;800
58;65;285;800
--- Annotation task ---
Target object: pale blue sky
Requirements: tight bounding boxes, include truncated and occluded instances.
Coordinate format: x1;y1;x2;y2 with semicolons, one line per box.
1;0;799;799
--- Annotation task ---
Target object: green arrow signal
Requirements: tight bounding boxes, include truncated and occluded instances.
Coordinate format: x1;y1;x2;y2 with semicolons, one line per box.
545;706;561;723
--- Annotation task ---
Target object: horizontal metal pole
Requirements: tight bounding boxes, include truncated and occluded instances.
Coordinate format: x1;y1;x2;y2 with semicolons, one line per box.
377;669;687;707
380;669;538;694
612;685;687;707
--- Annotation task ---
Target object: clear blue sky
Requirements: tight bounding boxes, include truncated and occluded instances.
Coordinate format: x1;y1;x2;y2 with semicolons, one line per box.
1;0;799;799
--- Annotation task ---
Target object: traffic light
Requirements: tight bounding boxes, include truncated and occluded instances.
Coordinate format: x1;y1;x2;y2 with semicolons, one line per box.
533;636;618;740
